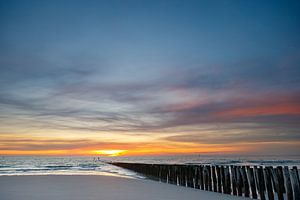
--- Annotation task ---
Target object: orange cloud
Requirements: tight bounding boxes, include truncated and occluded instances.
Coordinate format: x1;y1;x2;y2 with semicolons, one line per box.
0;135;240;156
217;102;300;118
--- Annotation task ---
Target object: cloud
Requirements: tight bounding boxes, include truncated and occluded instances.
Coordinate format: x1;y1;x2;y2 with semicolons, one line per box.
0;35;300;146
0;137;139;151
163;123;300;144
0;138;106;151
1;74;300;135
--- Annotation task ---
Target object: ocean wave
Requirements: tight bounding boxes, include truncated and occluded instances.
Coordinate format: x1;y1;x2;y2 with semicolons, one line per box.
78;163;100;168
15;168;50;172
0;165;11;168
44;165;73;170
1;155;299;177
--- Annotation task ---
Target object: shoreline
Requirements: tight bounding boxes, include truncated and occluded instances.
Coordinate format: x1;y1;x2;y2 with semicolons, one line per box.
0;175;250;200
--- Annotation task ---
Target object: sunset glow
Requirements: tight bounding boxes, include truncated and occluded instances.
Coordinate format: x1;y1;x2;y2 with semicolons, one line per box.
93;150;127;157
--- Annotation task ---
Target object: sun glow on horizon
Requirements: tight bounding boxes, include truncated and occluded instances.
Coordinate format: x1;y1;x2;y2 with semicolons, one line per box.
93;149;127;156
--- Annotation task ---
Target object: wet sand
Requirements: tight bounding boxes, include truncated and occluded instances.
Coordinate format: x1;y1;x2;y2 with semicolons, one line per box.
0;175;251;200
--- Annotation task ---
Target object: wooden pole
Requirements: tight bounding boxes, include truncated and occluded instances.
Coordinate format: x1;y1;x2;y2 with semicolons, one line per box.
293;166;300;183
236;166;243;196
194;166;200;189
169;165;175;184
283;166;293;200
208;166;212;191
174;165;178;185
180;165;186;186
220;166;226;193
187;165;193;188
276;166;285;193
291;167;300;200
204;166;209;190
162;165;168;182
264;167;274;200
212;166;218;192
216;165;222;193
224;166;231;194
270;166;284;200
231;166;237;196
255;166;266;200
199;165;204;190
247;166;258;199
240;166;250;197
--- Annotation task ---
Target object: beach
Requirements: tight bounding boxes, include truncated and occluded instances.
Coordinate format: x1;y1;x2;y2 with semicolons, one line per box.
0;175;251;200
1;156;299;200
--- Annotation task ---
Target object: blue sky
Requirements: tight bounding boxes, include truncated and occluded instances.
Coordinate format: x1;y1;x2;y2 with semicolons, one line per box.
0;0;299;155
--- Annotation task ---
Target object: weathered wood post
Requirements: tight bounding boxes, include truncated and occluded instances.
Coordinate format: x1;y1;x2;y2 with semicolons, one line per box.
224;166;231;194
236;166;243;196
195;166;198;188
247;166;257;199
167;165;170;183
168;165;174;184
154;164;158;180
231;166;237;196
204;166;209;190
174;165;178;185
185;165;193;187
255;166;266;200
175;165;179;185
220;166;226;193
191;165;195;188
184;165;188;187
270;166;284;200
172;165;178;185
158;165;162;182
166;165;170;183
291;167;300;200
194;166;199;189
208;165;212;191
264;167;274;200
216;165;222;193
193;166;197;188
283;166;294;200
163;165;168;182
276;166;285;194
180;165;185;186
199;165;204;190
293;166;300;182
212;166;218;192
240;166;250;197
185;166;190;187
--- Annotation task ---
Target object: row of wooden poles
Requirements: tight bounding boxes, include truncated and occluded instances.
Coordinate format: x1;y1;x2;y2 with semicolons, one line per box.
111;162;300;200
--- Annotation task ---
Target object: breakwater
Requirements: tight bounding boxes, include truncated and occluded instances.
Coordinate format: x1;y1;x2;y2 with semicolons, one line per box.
111;162;300;200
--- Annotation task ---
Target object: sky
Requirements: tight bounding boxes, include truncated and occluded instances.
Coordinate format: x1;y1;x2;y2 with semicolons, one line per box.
0;0;300;156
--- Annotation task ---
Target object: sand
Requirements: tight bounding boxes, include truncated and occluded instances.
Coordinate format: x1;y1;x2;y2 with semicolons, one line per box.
0;175;251;200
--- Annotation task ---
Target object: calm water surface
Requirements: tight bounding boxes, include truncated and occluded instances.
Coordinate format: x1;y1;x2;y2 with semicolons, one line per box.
1;155;299;178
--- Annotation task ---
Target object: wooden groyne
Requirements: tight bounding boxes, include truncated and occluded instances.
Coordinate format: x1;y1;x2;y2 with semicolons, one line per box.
111;162;300;200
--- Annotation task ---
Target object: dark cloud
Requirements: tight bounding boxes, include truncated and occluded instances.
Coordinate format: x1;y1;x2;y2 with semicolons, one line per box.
0;75;300;133
0;139;92;150
164;123;300;144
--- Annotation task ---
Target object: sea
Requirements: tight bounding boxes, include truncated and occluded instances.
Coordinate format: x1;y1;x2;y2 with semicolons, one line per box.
1;155;299;179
